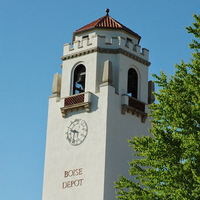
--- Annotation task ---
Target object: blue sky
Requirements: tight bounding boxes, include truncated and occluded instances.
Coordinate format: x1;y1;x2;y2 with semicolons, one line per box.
0;1;199;199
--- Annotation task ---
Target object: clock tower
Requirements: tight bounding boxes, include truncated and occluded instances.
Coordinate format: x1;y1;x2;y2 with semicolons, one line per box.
42;9;154;200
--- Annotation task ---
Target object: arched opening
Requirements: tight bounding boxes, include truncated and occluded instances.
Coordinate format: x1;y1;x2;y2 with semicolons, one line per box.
73;64;86;94
127;68;138;98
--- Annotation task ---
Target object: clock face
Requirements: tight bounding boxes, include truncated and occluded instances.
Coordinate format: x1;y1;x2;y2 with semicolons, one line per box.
66;119;88;146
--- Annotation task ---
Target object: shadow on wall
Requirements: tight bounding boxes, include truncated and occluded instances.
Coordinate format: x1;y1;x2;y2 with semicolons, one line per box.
90;93;99;113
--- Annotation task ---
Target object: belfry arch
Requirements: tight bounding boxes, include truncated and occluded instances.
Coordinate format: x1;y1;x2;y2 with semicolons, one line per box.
72;64;86;94
127;68;138;99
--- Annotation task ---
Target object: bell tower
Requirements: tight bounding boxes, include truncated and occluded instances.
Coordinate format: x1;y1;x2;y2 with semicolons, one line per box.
42;9;154;200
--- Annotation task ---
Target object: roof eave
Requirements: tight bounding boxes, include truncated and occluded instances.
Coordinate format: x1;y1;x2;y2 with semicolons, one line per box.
73;27;141;43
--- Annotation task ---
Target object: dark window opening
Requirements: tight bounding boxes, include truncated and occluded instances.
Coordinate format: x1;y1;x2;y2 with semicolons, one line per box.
126;38;132;47
73;64;86;94
82;35;89;39
127;68;138;98
127;38;132;43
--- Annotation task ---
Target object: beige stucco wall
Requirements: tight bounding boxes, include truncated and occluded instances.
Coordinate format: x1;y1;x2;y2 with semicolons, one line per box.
42;27;151;200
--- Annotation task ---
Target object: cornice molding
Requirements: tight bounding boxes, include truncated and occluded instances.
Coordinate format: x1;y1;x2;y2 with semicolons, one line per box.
61;47;151;67
121;104;148;123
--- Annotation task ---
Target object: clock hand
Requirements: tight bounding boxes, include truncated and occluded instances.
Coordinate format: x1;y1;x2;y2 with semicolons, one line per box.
72;130;76;143
76;130;79;138
73;129;79;139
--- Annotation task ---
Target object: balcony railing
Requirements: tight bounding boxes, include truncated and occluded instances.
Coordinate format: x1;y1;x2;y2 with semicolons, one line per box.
64;93;84;106
60;92;91;117
128;96;145;112
121;94;147;123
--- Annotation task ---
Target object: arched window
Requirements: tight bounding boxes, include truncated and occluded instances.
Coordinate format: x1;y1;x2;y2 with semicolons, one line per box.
127;68;138;98
73;64;86;94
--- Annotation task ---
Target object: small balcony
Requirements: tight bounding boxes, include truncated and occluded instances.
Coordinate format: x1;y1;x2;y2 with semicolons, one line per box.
60;92;92;117
121;94;147;123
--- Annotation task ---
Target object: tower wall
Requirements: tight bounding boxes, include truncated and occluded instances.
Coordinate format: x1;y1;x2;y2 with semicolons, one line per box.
43;17;152;200
43;87;110;200
103;85;151;199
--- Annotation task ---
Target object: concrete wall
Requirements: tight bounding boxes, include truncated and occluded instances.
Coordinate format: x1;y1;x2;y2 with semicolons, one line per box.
43;87;110;200
103;85;150;200
43;27;151;200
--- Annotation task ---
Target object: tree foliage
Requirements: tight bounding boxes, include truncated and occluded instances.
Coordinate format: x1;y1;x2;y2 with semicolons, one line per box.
115;14;200;200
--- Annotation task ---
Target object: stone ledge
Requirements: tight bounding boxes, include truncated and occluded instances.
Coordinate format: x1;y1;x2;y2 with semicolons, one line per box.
60;102;91;118
61;47;150;67
121;104;148;123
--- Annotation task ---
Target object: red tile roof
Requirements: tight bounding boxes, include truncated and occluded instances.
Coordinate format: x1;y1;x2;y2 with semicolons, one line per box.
73;13;141;42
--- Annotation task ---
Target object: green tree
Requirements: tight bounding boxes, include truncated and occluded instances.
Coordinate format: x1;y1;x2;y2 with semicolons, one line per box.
115;14;200;200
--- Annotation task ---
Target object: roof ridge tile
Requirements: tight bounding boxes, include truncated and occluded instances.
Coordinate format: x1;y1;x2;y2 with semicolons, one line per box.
73;14;141;42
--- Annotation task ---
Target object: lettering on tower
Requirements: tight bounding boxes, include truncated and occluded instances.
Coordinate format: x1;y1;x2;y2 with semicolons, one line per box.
62;168;84;189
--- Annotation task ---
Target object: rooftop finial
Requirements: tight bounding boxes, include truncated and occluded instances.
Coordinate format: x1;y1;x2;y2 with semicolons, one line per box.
106;8;110;16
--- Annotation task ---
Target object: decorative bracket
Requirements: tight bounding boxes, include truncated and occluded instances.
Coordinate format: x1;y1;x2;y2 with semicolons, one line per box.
121;94;148;123
60;92;92;117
